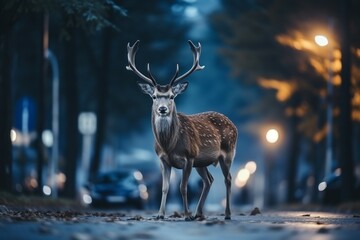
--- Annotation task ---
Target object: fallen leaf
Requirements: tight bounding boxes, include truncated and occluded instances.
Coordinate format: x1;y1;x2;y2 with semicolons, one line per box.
169;211;182;218
250;207;261;216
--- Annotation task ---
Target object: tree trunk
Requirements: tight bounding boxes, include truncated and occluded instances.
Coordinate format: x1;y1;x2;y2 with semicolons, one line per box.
63;29;79;198
0;34;13;192
286;97;301;203
89;27;113;181
339;0;355;202
35;13;49;194
0;1;23;193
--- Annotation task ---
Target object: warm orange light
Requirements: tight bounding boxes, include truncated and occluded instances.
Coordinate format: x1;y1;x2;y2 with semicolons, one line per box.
258;78;295;102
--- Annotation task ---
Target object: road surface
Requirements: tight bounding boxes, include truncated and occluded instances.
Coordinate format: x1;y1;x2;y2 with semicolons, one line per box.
0;206;359;240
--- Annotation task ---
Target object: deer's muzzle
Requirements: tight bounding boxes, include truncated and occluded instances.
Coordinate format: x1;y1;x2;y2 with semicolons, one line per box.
158;106;169;115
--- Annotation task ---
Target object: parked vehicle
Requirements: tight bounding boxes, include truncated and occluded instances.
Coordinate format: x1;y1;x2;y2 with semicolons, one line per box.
83;170;148;209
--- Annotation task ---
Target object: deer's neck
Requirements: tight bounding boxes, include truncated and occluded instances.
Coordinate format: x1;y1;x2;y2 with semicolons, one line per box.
152;110;180;153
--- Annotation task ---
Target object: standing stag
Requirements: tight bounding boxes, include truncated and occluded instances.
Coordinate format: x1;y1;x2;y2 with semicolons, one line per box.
126;40;237;220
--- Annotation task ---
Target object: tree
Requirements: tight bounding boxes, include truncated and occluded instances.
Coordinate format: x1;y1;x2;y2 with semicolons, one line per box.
89;18;113;182
0;27;13;192
211;0;359;203
0;0;22;192
61;27;79;198
338;0;355;201
51;1;126;198
211;0;325;204
0;0;126;195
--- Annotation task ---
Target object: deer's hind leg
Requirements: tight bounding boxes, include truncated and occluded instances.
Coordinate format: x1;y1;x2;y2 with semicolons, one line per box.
194;167;214;219
219;154;233;220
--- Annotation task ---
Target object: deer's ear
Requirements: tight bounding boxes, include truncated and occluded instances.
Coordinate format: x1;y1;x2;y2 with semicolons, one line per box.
172;82;188;96
137;82;155;96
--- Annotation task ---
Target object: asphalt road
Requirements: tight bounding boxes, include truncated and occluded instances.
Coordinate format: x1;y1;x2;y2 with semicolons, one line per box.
0;206;359;240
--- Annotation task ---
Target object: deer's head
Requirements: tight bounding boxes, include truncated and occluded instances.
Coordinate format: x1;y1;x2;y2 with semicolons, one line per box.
126;40;204;117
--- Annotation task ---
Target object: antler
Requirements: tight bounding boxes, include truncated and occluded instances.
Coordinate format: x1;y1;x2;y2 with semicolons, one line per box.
126;40;157;86
169;40;205;86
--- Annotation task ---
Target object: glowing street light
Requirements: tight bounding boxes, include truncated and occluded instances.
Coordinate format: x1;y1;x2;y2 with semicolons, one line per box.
263;127;280;206
314;35;329;47
265;128;279;144
314;32;334;180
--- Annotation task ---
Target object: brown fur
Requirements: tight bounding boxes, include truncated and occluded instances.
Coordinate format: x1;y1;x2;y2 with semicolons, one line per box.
153;111;237;169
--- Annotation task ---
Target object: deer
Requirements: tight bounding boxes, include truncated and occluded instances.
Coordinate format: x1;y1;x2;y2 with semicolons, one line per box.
126;40;237;220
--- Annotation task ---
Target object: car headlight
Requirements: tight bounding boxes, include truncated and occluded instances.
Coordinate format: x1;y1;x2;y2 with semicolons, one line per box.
82;194;92;205
138;184;148;200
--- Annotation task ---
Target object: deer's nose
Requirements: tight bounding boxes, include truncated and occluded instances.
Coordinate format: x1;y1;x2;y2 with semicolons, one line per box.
158;106;168;114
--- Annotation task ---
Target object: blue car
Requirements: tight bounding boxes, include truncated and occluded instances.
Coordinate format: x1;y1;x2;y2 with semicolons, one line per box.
84;170;148;209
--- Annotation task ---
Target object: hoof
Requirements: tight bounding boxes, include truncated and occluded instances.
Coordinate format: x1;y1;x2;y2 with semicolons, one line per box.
224;215;231;220
155;215;164;220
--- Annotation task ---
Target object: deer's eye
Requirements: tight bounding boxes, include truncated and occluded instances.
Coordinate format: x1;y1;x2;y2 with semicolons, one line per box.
152;95;156;100
170;95;175;100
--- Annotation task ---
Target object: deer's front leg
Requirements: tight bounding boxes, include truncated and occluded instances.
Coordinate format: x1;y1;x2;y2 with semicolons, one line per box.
180;158;194;220
157;159;171;220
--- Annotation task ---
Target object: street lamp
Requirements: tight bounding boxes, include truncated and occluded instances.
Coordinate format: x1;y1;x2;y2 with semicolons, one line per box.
264;127;280;207
266;128;279;144
314;35;329;47
315;33;333;180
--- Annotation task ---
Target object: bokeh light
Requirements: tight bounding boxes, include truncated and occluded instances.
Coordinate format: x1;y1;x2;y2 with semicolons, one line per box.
10;129;17;142
43;185;52;196
318;181;327;191
133;171;143;181
314;35;328;47
266;128;279;144
245;161;257;174
235;168;250;188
